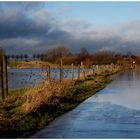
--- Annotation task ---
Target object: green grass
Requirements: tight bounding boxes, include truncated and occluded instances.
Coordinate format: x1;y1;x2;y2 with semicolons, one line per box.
7;60;18;67
8;88;28;96
7;60;31;68
0;88;27;117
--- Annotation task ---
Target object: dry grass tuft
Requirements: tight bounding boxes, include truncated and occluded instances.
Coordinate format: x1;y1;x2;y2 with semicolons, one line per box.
20;80;75;113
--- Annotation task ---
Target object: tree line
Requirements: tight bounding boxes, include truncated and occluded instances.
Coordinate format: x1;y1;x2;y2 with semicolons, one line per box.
4;45;139;66
6;54;43;61
40;46;137;66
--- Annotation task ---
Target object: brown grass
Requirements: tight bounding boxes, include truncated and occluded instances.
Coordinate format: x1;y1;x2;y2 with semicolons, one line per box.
0;66;121;138
19;80;75;113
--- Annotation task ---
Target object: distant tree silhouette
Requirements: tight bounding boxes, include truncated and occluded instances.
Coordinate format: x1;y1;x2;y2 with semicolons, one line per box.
20;54;24;60
36;54;41;60
92;51;115;65
44;45;70;63
79;47;89;57
33;54;36;60
16;54;20;60
6;54;10;60
11;54;15;60
40;54;45;61
24;54;28;60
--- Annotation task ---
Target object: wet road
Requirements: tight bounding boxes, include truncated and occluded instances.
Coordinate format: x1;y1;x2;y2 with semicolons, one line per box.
32;71;140;138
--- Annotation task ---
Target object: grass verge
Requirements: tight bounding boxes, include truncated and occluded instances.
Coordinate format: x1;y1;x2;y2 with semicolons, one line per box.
0;73;113;138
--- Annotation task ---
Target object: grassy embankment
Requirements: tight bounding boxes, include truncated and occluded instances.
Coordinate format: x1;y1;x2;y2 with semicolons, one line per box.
7;60;78;69
7;60;47;68
0;69;119;138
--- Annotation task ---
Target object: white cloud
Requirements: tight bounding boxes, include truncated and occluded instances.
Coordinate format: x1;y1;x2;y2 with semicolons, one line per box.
0;2;140;54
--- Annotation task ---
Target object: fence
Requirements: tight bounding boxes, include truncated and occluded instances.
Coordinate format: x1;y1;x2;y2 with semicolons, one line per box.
0;55;8;100
43;60;121;82
0;55;124;100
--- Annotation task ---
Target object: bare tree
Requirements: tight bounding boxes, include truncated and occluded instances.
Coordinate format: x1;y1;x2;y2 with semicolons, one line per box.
6;54;10;60
93;51;115;65
16;54;19;60
20;54;24;60
33;54;36;60
44;45;70;63
79;47;89;57
11;54;15;60
24;54;28;60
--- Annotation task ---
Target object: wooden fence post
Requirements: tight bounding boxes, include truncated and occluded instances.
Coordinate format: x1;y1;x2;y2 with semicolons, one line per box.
92;65;94;76
111;63;113;72
96;65;99;74
1;55;8;100
60;59;63;82
47;65;50;82
0;61;4;100
81;61;85;80
71;63;74;80
81;61;83;79
78;64;80;80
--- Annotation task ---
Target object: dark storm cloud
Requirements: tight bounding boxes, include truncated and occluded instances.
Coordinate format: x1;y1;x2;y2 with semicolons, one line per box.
0;2;140;54
0;2;51;39
0;2;74;54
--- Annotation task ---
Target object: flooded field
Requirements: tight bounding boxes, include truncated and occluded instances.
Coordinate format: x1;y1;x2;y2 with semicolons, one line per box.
32;70;140;138
0;68;91;89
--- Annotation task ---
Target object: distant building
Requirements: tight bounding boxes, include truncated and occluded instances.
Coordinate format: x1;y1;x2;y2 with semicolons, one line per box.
117;57;135;69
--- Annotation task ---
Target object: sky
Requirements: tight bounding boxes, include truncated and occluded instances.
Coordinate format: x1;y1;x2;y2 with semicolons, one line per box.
0;2;140;54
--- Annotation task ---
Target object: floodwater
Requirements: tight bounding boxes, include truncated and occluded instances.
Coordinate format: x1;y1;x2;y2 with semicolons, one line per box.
7;68;45;89
32;70;140;138
0;68;91;89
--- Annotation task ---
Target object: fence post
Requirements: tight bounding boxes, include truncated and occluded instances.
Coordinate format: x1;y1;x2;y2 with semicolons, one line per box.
0;60;4;100
96;65;99;74
81;61;85;80
1;55;8;99
78;64;80;80
71;63;74;81
60;59;63;82
47;65;50;82
92;65;94;76
111;63;113;72
81;61;83;79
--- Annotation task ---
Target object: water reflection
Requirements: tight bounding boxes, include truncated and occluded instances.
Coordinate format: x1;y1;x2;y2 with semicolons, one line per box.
91;70;140;110
0;68;91;89
32;70;140;138
7;68;46;89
